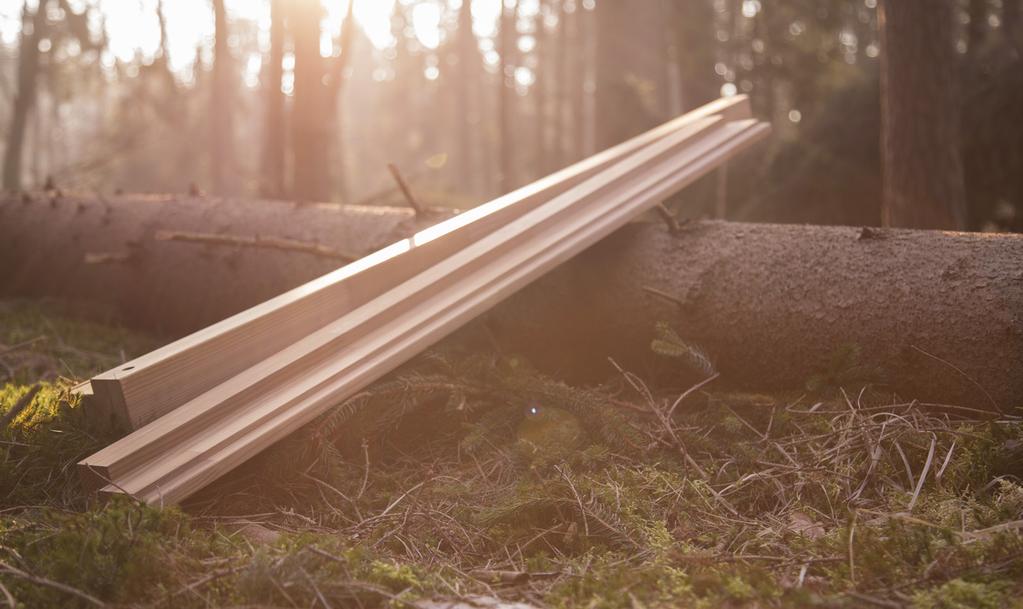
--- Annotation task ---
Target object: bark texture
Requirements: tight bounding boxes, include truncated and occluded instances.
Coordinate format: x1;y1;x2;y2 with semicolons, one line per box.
1;194;1021;411
2;1;49;191
259;0;286;199
0;193;438;336
879;0;967;229
210;0;235;195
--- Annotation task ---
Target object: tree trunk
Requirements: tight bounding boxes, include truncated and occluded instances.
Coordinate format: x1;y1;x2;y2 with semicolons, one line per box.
260;0;286;199
325;0;356;204
2;194;1021;410
570;2;589;161
553;1;568;168
594;0;667;152
455;0;479;196
2;2;49;192
879;0;967;229
968;0;988;55
497;0;517;193
289;0;331;201
533;3;548;177
210;0;235;195
666;0;717;111
1005;0;1021;51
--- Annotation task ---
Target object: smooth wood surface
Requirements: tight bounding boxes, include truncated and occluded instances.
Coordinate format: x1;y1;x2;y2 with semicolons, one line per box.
80;117;769;504
82;115;733;487
82;96;755;431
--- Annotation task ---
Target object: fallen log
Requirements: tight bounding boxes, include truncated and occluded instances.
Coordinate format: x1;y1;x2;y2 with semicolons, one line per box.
1;197;1021;411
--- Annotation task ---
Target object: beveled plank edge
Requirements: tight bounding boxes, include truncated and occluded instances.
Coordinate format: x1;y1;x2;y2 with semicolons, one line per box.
98;121;771;504
83;97;754;429
77;116;735;480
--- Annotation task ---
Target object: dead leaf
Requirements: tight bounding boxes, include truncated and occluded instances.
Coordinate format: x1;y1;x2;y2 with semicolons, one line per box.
788;511;826;539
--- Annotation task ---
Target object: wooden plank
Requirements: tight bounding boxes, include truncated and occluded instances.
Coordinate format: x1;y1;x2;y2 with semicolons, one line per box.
80;115;732;488
82;118;770;504
82;96;756;431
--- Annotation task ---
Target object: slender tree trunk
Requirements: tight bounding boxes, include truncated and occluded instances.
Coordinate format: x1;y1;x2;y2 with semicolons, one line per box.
968;0;988;55
210;0;235;195
594;0;667;152
879;0;967;229
455;0;478;195
570;2;587;162
326;0;356;204
497;0;518;194
260;0;286;199
2;2;48;192
1005;0;1021;51
290;0;331;201
533;2;548;177
553;1;568;168
667;0;717;111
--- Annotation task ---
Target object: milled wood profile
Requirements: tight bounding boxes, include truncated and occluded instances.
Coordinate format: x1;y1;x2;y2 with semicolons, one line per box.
77;95;755;432
77;98;770;504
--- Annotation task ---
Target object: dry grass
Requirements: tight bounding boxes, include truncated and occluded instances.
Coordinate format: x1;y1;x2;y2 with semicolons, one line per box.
0;301;1021;608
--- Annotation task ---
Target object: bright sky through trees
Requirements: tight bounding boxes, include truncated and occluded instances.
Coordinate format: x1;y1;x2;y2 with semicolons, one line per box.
0;0;510;79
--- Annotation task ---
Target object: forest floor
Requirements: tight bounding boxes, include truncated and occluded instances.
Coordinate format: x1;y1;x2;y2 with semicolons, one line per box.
1;299;1022;609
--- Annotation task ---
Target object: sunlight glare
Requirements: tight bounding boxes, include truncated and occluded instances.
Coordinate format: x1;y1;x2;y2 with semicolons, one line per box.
411;2;442;49
39;0;507;79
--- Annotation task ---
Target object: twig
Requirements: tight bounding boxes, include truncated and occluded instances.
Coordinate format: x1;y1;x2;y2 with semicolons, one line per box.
378;479;429;519
155;230;356;262
934;440;956;483
715;163;728;219
847;509;858;585
667;373;720;420
1;384;41;428
556;466;590;537
0;336;46;358
0;561;106;607
159;565;246;605
907;435;936;512
909;345;1002;414
641;286;684;308
0;579;15;608
387;163;425;217
845;590;903;609
654;203;682;233
300;566;334;609
358;439;370;500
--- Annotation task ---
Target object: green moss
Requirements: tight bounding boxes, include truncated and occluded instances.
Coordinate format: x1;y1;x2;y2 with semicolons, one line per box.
911;579;1010;609
0;499;199;607
0;300;158;383
2;300;1023;608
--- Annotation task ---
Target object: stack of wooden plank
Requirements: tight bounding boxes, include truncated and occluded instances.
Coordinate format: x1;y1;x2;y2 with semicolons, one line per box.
77;96;770;505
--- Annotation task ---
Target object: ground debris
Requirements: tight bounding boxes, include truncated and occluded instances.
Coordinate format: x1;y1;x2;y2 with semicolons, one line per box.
1;302;1022;608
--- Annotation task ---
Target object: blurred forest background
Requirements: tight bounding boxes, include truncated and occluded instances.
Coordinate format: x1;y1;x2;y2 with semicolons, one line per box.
1;0;1021;231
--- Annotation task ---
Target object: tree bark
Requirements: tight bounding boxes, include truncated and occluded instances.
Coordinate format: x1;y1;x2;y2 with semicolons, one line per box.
594;0;668;152
879;0;967;229
664;0;718;113
553;0;568;167
289;0;331;201
210;0;235;195
533;2;548;177
260;0;286;199
454;0;480;196
497;0;518;193
1005;0;1021;52
2;1;49;192
968;0;988;55
2;194;1021;411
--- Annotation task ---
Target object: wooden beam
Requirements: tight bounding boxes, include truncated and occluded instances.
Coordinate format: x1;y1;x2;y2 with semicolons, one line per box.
79;117;769;504
78;96;756;431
